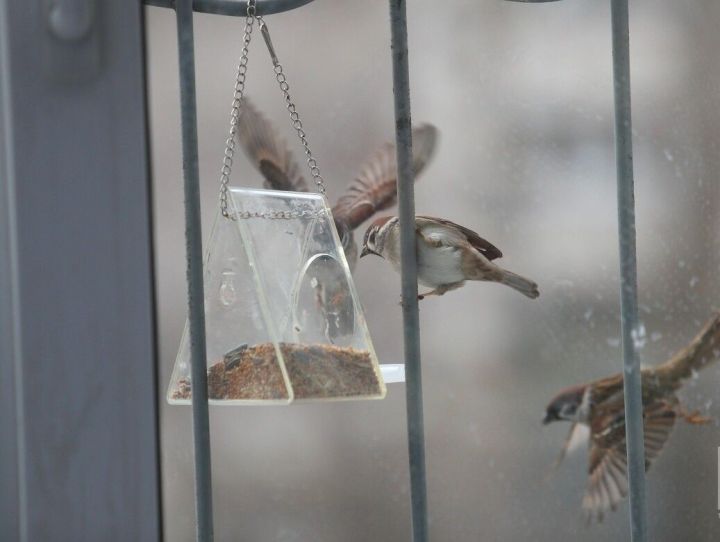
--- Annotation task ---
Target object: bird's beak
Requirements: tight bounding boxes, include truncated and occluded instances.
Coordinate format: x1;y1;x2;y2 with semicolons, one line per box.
360;246;371;258
542;412;554;425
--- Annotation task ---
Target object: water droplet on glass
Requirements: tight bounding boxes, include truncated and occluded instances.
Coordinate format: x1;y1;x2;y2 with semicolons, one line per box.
632;322;647;350
663;149;674;162
650;331;663;342
678;260;686;269
689;276;699;288
219;269;237;306
584;308;593;321
607;337;621;348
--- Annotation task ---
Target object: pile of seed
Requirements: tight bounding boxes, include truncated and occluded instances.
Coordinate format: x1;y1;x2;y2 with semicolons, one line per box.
171;342;382;401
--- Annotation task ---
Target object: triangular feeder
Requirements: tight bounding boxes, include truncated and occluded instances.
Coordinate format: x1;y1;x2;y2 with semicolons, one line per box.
167;187;387;405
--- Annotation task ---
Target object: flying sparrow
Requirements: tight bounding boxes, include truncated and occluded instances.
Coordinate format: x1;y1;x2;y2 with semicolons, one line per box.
543;311;720;522
236;98;439;270
360;216;540;299
236;98;438;339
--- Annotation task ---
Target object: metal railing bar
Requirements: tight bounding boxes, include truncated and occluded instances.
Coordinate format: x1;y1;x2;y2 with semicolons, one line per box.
146;0;315;16
388;1;428;541
611;0;647;540
175;1;215;540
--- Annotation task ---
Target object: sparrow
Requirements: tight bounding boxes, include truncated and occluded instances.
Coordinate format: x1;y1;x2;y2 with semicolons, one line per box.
543;311;720;522
360;216;540;299
236;98;439;270
236;98;438;339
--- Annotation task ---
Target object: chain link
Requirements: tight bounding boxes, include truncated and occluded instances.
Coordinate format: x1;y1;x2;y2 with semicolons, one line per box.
219;1;327;221
219;1;256;219
258;17;327;195
234;209;326;220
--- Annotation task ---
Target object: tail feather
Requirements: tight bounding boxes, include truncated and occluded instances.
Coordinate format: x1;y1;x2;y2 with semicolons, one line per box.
499;270;539;299
656;312;720;384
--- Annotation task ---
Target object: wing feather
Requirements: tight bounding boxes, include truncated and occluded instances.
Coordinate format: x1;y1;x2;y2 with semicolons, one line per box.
236;99;308;192
332;124;438;229
582;401;676;522
416;216;503;261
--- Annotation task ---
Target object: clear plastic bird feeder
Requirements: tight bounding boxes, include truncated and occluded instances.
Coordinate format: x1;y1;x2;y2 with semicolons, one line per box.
168;187;387;405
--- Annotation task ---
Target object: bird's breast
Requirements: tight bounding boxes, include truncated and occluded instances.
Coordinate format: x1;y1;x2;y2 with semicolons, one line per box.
416;242;465;287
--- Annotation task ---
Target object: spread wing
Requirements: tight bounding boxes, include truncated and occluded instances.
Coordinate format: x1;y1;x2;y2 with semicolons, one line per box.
583;400;677;522
236;99;309;192
332;124;438;230
416;216;503;261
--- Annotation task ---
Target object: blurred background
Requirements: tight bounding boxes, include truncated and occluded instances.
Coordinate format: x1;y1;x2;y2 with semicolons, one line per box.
145;0;720;540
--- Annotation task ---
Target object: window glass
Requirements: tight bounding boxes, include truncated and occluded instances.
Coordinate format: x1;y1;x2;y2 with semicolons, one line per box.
147;2;720;540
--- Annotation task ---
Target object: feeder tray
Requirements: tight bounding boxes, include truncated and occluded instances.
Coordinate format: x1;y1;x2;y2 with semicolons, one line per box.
167;187;387;404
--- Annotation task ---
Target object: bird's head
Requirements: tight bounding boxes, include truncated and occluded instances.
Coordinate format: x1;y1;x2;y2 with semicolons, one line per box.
360;216;396;259
543;384;587;425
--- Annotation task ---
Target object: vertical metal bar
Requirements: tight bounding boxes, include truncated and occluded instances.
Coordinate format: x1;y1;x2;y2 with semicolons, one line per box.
388;1;428;541
610;1;647;540
175;1;215;541
0;3;23;537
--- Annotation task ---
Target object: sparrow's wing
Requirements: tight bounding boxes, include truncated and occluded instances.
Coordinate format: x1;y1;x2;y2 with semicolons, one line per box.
416;216;503;261
332;124;438;230
236;99;309;192
583;400;677;522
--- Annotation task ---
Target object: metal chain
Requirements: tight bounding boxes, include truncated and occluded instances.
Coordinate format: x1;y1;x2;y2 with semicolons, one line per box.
219;2;327;220
219;1;256;219
235;209;325;220
258;17;327;195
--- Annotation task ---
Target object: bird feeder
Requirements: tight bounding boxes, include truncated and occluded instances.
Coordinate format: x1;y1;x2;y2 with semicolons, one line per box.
168;187;386;404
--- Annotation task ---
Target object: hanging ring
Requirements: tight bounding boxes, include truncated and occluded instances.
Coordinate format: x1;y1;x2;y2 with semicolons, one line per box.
247;0;256;17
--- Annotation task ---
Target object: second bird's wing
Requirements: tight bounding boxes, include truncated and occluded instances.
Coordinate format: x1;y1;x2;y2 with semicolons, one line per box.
583;399;677;523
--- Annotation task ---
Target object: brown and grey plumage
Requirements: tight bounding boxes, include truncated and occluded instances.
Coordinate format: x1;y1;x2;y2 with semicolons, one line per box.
544;312;720;522
360;215;539;299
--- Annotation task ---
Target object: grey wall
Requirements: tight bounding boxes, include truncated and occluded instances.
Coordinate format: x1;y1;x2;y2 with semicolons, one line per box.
0;1;161;540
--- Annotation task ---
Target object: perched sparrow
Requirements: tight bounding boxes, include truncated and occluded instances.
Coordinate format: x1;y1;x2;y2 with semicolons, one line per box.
236;98;439;270
236;99;438;339
360;216;540;299
544;312;720;522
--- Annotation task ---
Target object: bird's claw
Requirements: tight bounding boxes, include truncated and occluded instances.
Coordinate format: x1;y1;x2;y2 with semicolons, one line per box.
398;295;424;306
680;409;713;425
